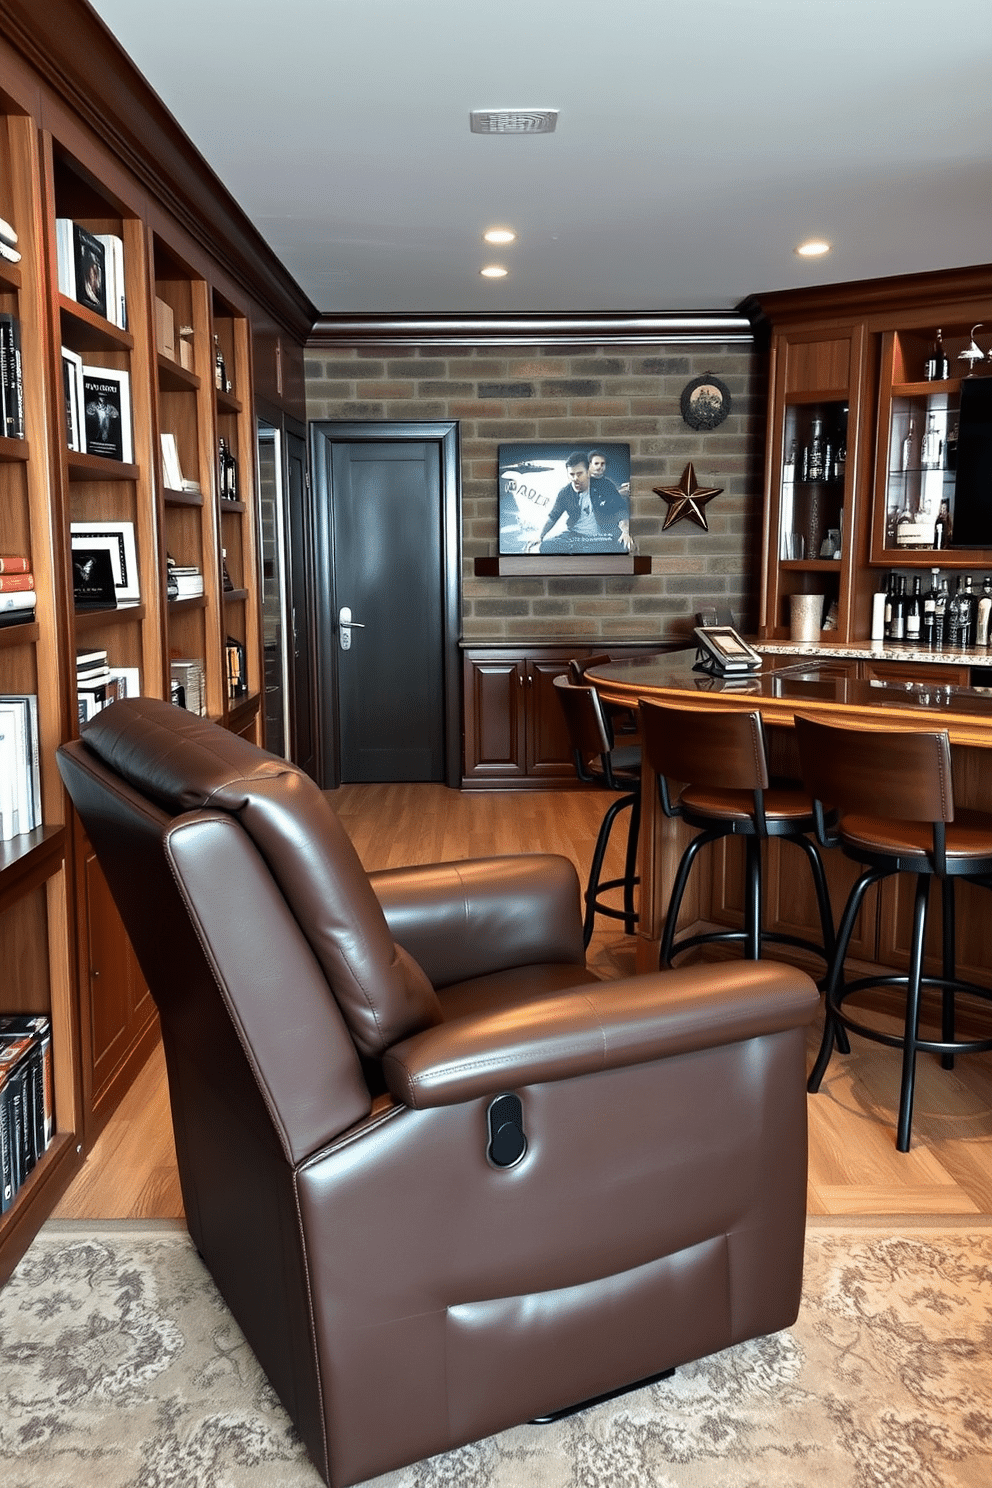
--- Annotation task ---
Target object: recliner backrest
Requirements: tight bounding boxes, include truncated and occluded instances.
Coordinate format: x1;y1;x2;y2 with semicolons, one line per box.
66;697;444;1059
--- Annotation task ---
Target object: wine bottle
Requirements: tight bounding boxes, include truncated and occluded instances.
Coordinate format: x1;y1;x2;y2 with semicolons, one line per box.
923;328;949;381
920;412;943;470
921;569;939;648
889;575;906;641
976;576;992;648
933;578;948;649
804;417;828;482
905;575;922;643
900;417;916;473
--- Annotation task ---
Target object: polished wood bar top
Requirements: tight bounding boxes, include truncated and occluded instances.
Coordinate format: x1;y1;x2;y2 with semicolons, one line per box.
586;650;992;747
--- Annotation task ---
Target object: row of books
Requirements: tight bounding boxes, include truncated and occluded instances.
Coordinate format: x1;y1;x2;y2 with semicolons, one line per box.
0;553;36;629
161;432;201;495
55;218;127;329
0;692;40;840
0;1015;54;1214
0;311;24;439
76;649;137;725
171;657;205;715
62;349;133;462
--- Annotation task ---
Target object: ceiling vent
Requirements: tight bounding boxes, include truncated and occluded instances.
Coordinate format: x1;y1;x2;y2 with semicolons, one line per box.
470;109;558;135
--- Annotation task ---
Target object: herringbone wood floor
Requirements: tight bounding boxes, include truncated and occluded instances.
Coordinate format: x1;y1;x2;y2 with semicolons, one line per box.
53;784;992;1221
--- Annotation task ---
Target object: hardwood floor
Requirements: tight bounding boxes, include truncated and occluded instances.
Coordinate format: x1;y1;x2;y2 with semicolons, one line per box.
52;783;992;1221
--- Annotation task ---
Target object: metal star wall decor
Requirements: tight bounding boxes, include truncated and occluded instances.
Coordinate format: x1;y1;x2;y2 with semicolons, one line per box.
653;463;723;531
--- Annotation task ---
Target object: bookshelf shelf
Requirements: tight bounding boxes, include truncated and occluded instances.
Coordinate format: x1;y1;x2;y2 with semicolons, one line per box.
66;451;140;482
223;587;249;604
73;601;147;632
0;827;66;909
163;486;203;507
57;295;134;353
219;497;246;513
0;257;21;291
168;594;208;612
216;387;242;416
0;621;39;649
156;353;200;393
0;435;28;461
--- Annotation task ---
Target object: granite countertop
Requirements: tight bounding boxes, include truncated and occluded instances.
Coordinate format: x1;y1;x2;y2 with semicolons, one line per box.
757;640;992;666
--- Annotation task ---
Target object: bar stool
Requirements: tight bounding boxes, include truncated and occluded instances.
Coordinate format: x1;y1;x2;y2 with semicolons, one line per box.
568;654;638;736
639;700;836;974
794;714;992;1151
552;674;641;946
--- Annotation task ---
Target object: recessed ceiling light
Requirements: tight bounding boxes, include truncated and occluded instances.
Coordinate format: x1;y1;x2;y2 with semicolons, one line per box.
795;239;832;258
484;227;516;245
480;265;508;279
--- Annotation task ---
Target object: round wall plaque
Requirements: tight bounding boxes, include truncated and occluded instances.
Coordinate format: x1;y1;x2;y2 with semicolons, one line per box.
680;373;732;431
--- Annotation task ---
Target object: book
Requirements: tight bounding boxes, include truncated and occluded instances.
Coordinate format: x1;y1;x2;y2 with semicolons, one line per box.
0;554;30;573
81;366;132;462
72;223;107;317
0;1016;53;1153
0;572;33;592
0;611;33;630
0;1035;39;1196
161;432;184;490
0;704;19;839
61;346;85;452
0;215;17;248
96;233;126;329
0;240;20;264
0;695;41;831
0;590;36;614
77;674;124;725
0;312;24;438
76;646;108;670
55;218;74;297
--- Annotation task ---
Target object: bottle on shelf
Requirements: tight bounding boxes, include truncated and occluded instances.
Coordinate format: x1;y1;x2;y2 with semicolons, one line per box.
933;577;949;649
871;574;889;642
214;333;226;392
888;574;906;641
923;328;950;382
921;568;940;649
802;417;829;482
905;575;922;644
900;417;917;473
976;575;992;648
947;575;977;650
945;419;959;471
920;412;943;470
782;436;796;483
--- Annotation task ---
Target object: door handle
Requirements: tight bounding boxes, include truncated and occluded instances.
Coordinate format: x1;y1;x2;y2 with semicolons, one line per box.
338;605;366;651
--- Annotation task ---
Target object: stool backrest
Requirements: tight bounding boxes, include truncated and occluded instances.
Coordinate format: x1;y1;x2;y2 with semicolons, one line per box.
793;715;955;824
568;653;611;684
552;673;614;781
639;701;770;792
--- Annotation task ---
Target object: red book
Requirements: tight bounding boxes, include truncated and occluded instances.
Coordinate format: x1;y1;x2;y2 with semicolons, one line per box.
0;555;30;574
0;572;33;592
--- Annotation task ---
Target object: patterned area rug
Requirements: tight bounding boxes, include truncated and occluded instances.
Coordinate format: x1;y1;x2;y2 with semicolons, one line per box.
2;1218;991;1488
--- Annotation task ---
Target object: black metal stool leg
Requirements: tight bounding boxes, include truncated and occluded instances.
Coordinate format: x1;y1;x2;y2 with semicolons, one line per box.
659;827;721;968
941;876;956;1071
622;793;641;935
896;873;931;1153
744;835;762;959
808;866;879;1093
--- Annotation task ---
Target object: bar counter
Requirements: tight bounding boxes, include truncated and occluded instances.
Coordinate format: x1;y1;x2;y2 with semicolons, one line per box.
585;649;992;970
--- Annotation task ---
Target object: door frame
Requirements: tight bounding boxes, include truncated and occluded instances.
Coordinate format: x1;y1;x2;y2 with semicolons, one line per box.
309;420;462;789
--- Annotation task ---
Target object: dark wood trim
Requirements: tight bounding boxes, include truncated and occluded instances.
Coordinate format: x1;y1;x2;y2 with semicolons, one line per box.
309;421;462;789
308;312;754;348
742;261;992;329
474;555;653;577
0;0;316;340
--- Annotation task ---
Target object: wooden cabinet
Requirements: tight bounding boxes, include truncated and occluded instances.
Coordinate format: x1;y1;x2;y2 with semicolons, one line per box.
462;649;576;787
752;268;992;654
0;7;310;1285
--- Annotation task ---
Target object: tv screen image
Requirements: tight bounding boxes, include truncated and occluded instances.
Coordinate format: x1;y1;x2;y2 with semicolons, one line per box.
498;442;631;555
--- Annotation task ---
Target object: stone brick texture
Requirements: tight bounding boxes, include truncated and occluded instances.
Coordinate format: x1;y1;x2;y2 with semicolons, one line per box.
305;342;765;645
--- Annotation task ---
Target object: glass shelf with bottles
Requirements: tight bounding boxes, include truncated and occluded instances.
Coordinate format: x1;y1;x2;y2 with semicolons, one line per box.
778;400;848;567
878;390;959;557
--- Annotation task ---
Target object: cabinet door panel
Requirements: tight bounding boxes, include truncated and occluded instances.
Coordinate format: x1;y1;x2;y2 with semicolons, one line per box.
463;659;526;781
84;849;154;1116
526;659;576;778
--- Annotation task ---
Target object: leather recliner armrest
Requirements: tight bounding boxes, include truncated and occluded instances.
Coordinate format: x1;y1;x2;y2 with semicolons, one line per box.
370;854;586;988
382;961;819;1108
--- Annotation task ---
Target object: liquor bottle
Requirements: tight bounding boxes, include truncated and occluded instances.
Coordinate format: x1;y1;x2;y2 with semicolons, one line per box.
803;417;828;482
214;334;226;392
900;417;916;472
904;575;922;644
976;575;992;648
933;578;949;648
923;328;949;381
921;569;940;648
945;419;959;471
948;576;976;650
888;575;906;641
832;434;847;483
920;412;943;470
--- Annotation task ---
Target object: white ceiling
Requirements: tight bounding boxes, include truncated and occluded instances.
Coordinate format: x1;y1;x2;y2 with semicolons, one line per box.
88;0;992;317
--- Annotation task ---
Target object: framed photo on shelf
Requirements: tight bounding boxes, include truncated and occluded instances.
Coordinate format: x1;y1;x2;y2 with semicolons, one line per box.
498;442;632;555
70;546;117;610
70;520;140;601
61;347;85;452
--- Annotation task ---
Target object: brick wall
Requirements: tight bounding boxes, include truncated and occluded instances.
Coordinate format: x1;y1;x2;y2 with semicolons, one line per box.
305;340;766;645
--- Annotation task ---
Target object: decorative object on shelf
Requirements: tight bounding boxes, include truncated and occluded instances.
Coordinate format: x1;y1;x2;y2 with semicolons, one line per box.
800;482;825;561
654;463;723;531
497;441;632;555
789;592;824;642
923;328;950;382
70;521;139;601
225;635;248;699
680;373;732;430
70;547;117;611
958;325;985;377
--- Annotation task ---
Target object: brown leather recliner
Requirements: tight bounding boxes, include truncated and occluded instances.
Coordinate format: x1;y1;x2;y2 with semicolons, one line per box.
57;697;819;1488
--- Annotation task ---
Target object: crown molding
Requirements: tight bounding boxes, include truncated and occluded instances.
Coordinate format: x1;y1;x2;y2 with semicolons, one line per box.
308;311;755;348
0;0;316;340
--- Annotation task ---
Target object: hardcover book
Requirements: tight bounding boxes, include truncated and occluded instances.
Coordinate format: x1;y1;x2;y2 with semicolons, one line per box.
81;367;132;462
0;312;24;438
72;223;107;318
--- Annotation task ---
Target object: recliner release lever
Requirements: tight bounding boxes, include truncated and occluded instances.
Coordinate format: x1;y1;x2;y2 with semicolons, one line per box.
487;1093;526;1168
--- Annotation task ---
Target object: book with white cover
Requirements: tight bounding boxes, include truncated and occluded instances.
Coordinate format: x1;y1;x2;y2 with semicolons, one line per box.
160;432;184;490
80;366;132;462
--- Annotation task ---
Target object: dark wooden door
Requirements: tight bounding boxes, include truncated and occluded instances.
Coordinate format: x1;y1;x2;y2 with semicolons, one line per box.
310;422;461;786
285;426;318;779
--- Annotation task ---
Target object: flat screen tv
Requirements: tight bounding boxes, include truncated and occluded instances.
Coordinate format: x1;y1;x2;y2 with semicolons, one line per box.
950;378;992;548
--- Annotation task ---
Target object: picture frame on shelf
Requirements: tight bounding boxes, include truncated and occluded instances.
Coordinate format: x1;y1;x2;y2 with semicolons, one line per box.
80;365;133;462
61;347;85;452
70;520;139;601
497;441;632;555
70;546;117;610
